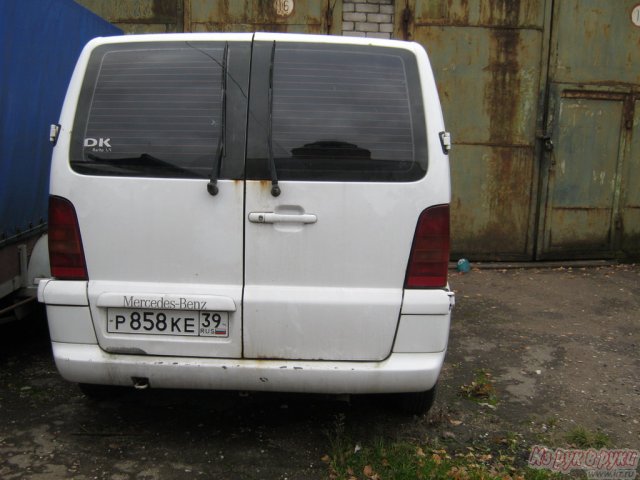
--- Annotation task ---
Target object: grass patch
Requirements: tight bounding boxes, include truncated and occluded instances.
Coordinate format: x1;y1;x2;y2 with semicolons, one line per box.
321;413;563;480
324;414;352;468
321;439;562;480
565;426;611;449
459;369;498;406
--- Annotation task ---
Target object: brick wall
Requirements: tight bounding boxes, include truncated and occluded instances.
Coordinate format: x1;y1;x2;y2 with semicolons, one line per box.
342;0;394;39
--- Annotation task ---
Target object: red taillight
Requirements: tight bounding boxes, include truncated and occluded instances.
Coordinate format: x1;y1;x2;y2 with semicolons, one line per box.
405;204;450;288
48;196;88;280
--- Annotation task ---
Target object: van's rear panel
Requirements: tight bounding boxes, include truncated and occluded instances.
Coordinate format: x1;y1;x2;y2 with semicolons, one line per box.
43;33;452;393
50;36;252;358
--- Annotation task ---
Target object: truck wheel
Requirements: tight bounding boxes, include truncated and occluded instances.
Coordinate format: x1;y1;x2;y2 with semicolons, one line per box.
397;385;437;415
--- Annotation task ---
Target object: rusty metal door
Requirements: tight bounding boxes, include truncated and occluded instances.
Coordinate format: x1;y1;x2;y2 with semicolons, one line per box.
620;99;640;256
537;1;640;259
395;0;548;261
538;90;627;257
74;1;341;35
185;0;340;34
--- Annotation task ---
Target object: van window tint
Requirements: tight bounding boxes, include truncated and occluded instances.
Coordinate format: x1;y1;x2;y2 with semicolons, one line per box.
247;43;427;182
70;43;225;178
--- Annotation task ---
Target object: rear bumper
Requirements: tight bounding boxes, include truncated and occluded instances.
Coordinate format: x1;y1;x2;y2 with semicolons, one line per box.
51;342;445;394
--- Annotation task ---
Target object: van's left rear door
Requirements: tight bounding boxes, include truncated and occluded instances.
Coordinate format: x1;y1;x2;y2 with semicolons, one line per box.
60;36;252;358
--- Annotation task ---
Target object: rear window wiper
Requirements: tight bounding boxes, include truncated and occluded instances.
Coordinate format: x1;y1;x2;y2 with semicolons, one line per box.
82;153;198;177
267;41;281;197
207;42;228;196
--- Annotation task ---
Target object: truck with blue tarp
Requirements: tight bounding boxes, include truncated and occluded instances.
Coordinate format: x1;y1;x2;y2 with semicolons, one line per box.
0;0;120;322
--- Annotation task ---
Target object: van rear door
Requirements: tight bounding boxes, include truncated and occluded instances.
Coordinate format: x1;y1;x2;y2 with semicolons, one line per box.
62;36;252;358
242;36;434;361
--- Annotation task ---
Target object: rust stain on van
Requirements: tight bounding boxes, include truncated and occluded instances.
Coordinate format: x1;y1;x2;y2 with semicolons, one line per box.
257;179;273;193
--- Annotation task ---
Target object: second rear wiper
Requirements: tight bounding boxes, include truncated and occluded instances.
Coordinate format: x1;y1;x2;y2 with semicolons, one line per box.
207;42;229;196
267;40;281;197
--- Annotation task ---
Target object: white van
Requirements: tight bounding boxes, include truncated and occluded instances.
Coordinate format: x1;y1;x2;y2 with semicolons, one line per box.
40;33;453;413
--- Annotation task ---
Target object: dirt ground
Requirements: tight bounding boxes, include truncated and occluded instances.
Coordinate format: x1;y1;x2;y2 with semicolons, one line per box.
0;264;638;479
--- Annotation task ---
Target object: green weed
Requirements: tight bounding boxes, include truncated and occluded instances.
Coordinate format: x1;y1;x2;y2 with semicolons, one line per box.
459;369;498;406
565;426;611;449
321;439;562;480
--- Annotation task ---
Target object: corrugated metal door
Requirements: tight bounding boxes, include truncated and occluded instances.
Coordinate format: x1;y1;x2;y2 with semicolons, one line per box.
396;0;547;261
537;0;640;259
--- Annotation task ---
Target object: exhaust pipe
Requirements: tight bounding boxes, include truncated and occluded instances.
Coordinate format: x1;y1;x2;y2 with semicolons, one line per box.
132;377;150;390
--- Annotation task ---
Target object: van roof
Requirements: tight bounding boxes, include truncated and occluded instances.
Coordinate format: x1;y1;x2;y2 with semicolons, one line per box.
85;32;424;54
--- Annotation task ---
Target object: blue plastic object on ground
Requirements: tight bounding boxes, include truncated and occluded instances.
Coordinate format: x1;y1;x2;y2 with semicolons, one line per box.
457;258;471;273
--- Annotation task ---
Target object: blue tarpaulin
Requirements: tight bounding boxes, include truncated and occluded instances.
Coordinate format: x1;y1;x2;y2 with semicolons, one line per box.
0;0;121;244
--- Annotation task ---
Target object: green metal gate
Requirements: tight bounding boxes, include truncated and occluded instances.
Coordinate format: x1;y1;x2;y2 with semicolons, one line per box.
396;0;639;260
536;0;640;259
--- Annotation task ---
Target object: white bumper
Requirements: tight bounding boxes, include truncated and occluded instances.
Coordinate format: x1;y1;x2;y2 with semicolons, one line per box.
51;342;445;394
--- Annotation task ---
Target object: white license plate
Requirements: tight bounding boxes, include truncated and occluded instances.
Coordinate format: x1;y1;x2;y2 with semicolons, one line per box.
107;308;229;337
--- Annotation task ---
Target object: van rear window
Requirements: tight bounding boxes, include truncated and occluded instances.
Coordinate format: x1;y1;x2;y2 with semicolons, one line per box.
246;43;427;182
70;43;226;178
71;40;427;182
274;46;425;181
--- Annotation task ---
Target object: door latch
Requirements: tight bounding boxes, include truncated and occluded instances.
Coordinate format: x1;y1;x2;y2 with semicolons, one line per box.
439;131;452;154
49;123;61;146
538;134;554;152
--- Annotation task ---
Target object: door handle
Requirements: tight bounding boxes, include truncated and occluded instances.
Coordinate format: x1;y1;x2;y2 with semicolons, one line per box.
249;212;317;224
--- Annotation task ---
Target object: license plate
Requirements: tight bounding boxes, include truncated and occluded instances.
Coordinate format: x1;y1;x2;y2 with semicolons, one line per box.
107;308;229;337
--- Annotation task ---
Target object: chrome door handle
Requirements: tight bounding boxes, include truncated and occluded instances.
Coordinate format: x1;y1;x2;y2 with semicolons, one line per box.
248;212;317;224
